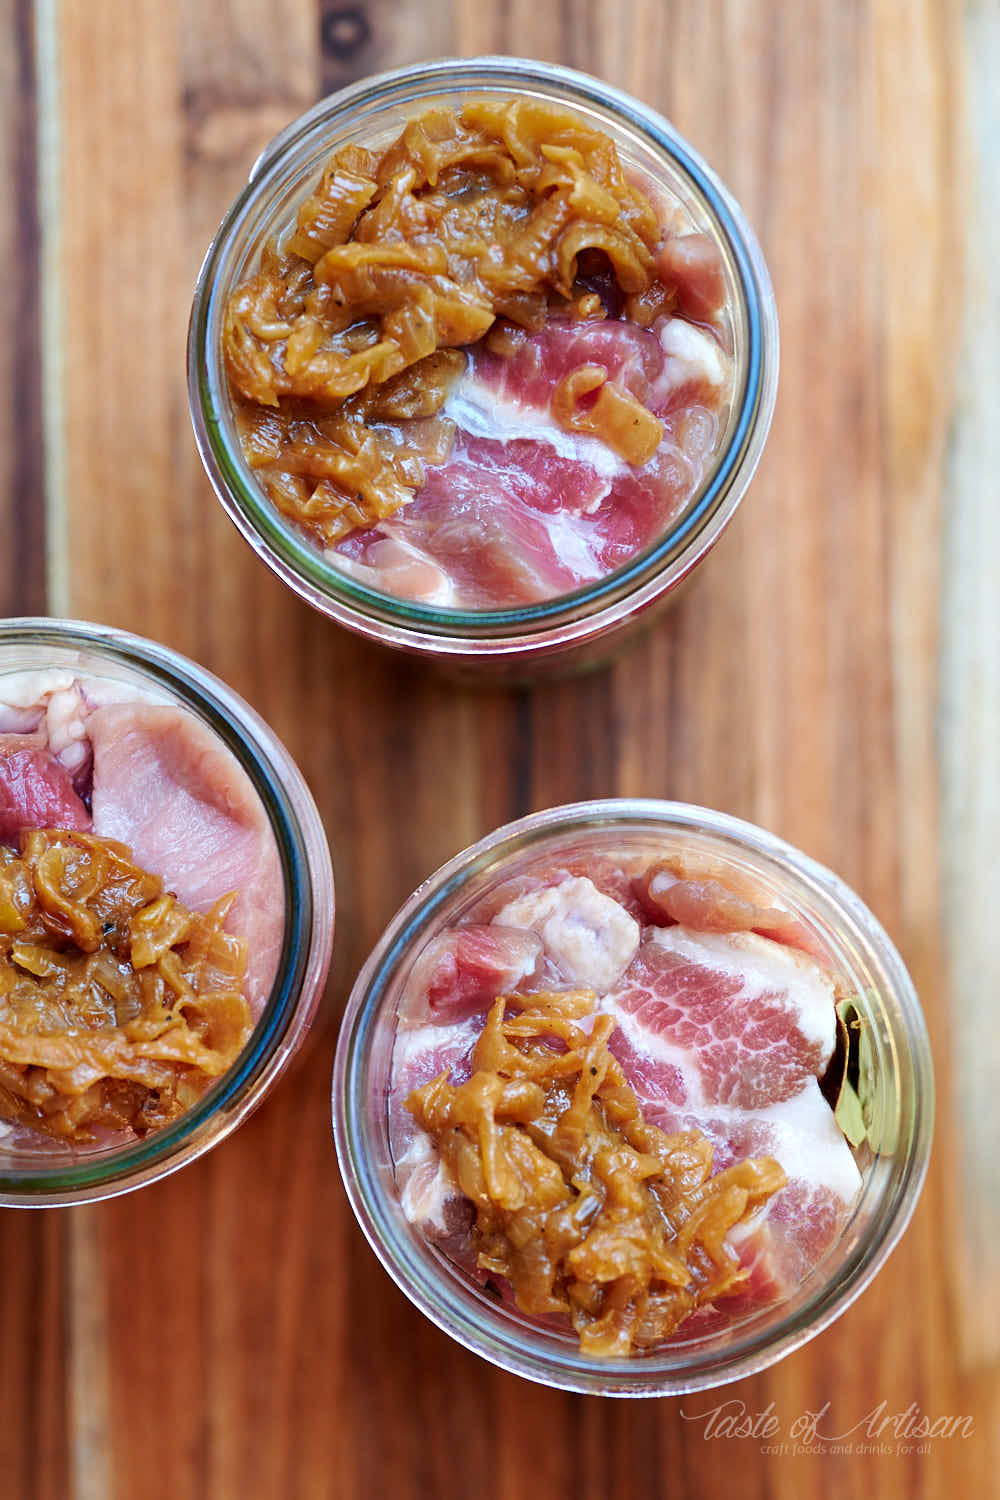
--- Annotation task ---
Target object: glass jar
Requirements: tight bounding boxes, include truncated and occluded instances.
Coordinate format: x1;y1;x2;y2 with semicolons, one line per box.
189;57;779;674
332;800;933;1396
0;618;334;1206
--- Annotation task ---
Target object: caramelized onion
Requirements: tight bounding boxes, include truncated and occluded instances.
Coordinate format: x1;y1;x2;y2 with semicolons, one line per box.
225;100;676;545
0;831;252;1142
406;989;785;1357
551;364;664;466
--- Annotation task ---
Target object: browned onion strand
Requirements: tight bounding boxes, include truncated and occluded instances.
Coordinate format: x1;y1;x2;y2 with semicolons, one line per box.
0;830;252;1142
406;989;786;1358
226;100;679;545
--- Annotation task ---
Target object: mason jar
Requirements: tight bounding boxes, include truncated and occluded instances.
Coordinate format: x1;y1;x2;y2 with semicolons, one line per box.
332;800;932;1396
189;57;779;675
0;618;334;1206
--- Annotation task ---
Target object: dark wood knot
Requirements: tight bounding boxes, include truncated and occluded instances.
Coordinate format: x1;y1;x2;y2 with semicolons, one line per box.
321;7;371;62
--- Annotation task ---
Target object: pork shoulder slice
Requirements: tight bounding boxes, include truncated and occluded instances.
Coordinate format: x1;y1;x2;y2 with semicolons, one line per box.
89;703;283;1011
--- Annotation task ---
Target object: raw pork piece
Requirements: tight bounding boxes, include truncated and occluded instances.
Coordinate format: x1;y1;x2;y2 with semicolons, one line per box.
0;668;167;782
389;1015;483;1236
334;316;727;608
0;668;166;843
88;704;284;1009
492;874;640;990
633;856;826;958
475;315;722;414
0;747;90;842
557;851;648;919
391;877;642;1225
657;233;727;323
0;669;95;780
604;927;835;1109
402;923;543;1025
602;927;861;1298
390;922;546;1219
390;866;861;1326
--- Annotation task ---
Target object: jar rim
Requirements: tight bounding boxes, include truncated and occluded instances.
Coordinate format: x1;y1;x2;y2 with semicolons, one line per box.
332;798;934;1395
189;57;779;653
0;617;334;1206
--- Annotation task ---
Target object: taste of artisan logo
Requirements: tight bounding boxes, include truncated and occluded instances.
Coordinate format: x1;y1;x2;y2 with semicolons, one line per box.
679;1398;975;1456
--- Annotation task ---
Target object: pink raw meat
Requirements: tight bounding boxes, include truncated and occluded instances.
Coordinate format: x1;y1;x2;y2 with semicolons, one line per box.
633;862;829;960
602;926;861;1299
380;451;612;605
672;1097;858;1305
606;1023;689;1111
335;317;722;607
730;1179;848;1304
389;1012;482;1161
390;922;544;1221
88;704;284;1012
478;320;674;412
0;744;91;843
604;928;831;1109
657;234;727;323
558;852;647;919
464;853;646;925
391;882;862;1318
403;923;543;1025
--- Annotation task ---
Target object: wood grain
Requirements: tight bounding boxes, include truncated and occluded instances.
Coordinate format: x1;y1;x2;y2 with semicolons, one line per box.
940;0;1000;1377
3;0;997;1495
0;8;68;1500
0;0;46;617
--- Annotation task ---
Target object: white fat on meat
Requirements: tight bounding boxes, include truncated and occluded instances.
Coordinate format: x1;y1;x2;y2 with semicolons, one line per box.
724;1080;863;1290
527;508;606;577
390;1015;484;1073
0;668;85;711
397;1132;459;1232
659;318;727;390
446;378;629;484
0;669;167;773
43;686;90;774
730;1083;863;1211
390;1013;484;1229
493;876;640;991
0;671;92;771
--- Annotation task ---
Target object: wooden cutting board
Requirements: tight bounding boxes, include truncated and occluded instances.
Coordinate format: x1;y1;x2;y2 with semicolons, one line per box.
2;1;997;1495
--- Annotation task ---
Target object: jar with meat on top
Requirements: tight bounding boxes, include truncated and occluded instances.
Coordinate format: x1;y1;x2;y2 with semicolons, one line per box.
189;58;778;676
0;618;333;1206
333;800;933;1395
